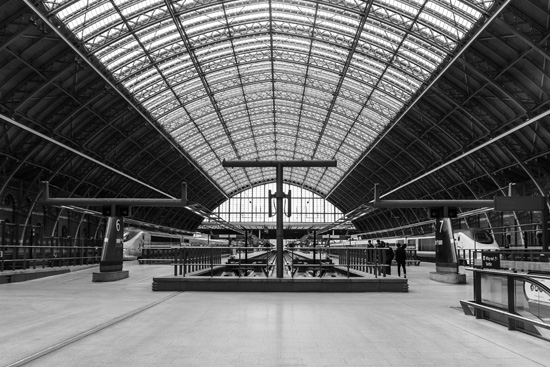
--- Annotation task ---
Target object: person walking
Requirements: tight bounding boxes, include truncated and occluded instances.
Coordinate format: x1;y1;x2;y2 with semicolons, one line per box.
395;243;407;278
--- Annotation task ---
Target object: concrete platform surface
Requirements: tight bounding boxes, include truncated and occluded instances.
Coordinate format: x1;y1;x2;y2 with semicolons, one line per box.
0;262;548;367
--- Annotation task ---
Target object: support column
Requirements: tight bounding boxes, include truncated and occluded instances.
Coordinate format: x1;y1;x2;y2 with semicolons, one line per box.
313;230;317;262
39;181;190;281
543;203;549;253
276;164;284;278
244;229;248;263
93;214;128;282
430;216;466;284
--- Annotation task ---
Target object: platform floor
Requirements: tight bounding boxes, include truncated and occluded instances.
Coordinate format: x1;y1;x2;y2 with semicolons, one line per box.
0;262;548;367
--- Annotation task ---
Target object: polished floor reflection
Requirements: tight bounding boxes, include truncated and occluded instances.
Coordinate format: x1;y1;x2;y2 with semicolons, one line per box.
0;262;548;367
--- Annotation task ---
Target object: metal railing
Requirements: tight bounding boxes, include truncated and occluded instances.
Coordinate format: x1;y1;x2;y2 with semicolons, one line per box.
1;221;104;272
461;268;550;341
0;242;102;272
457;249;550;272
142;245;414;278
328;246;389;277
167;246;274;277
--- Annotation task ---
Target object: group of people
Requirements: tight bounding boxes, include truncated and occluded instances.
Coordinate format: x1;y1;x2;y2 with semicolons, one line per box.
364;239;407;277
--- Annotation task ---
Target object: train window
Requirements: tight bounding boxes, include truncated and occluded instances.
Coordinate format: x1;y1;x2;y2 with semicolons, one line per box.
474;231;494;244
418;238;436;252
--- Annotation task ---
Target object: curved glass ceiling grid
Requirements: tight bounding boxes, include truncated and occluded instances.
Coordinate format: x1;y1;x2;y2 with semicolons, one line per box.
217;96;248;114
143;58;196;92
288;168;307;184
166;121;188;137
325;126;353;148
207;76;244;96
44;0;492;196
164;111;189;128
351;123;381;143
220;106;254;126
110;39;189;79
339;76;372;98
62;2;119;39
222;113;263;130
302;92;333;110
348;55;386;81
304;79;338;97
145;89;183;111
155;57;196;82
149;100;182;120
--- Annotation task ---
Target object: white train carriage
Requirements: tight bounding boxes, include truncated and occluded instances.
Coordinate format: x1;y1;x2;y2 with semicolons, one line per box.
353;228;499;262
122;229;181;261
123;228;229;261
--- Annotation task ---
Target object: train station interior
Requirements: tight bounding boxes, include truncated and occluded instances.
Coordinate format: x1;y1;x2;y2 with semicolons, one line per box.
1;0;550;365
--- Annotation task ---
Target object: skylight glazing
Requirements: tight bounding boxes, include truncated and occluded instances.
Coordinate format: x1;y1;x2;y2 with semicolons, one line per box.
43;0;492;198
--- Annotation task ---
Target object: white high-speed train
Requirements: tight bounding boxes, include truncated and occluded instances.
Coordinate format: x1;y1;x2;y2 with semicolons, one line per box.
122;228;227;261
349;228;500;261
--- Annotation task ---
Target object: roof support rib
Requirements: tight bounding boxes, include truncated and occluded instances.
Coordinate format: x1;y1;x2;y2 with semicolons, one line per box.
326;0;513;199
22;0;228;200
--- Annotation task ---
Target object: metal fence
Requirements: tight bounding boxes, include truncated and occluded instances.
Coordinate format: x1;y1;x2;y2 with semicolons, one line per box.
0;241;102;272
0;221;103;271
458;249;550;273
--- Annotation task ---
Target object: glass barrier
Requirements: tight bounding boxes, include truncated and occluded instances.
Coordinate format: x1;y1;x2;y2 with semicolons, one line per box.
462;269;550;341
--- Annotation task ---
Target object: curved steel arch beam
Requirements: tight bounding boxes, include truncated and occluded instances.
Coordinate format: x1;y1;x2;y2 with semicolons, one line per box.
22;0;227;199
1;112;178;200
327;0;513;198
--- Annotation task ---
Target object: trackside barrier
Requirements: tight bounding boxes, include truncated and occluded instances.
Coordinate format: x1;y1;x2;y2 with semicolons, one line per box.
144;246;402;279
328;246;392;278
460;268;550;341
1;221;103;272
173;247;223;276
0;242;102;272
457;249;550;272
167;247;273;277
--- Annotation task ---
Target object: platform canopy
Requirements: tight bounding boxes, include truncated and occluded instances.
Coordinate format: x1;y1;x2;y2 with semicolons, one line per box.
2;0;550;233
41;0;491;197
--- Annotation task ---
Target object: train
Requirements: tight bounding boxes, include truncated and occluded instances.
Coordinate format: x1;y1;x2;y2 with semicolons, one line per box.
122;228;228;261
348;228;500;262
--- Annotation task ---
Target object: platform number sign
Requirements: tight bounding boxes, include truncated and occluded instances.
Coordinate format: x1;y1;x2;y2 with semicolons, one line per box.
482;252;500;269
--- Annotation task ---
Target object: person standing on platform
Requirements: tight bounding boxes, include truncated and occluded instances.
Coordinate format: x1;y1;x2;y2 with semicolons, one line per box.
385;245;394;275
505;225;511;248
395;243;407;278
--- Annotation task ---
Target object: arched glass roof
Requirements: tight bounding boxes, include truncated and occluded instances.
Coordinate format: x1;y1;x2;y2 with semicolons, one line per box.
42;0;493;197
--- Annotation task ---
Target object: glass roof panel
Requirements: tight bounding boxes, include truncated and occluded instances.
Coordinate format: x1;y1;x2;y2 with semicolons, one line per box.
43;0;493;197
